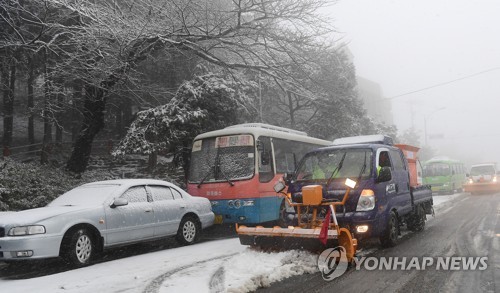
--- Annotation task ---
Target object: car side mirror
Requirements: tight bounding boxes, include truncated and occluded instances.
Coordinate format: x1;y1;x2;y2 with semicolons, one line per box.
274;181;286;193
111;198;128;208
376;166;392;183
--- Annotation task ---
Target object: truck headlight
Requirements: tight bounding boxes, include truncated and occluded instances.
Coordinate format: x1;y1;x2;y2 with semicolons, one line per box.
8;225;46;236
356;189;375;211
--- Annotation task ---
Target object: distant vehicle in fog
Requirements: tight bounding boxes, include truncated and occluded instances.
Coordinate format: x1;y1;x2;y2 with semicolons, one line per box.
422;158;467;194
464;163;500;195
0;179;214;267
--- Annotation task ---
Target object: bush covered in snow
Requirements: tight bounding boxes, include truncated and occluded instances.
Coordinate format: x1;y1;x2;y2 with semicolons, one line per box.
0;159;117;211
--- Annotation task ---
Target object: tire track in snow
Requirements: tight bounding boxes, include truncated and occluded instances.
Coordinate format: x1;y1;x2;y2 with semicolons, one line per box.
142;253;238;293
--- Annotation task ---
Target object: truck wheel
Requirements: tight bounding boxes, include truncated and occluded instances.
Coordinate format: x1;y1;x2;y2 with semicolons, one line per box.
407;205;425;232
380;211;399;248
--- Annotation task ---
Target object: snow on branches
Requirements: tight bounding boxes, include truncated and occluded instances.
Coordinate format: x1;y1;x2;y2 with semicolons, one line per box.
113;73;255;156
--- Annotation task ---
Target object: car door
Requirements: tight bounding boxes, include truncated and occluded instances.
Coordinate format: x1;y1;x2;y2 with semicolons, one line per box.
105;185;155;245
147;185;183;236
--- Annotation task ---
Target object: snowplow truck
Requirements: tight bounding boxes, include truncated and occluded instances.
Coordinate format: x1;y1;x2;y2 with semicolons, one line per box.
237;135;433;251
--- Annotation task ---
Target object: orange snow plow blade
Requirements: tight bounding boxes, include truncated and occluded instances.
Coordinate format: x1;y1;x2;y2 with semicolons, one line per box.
236;182;357;261
463;182;500;194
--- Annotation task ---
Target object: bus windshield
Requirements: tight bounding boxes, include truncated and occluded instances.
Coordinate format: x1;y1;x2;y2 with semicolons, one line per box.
188;135;255;183
424;163;451;176
294;148;372;181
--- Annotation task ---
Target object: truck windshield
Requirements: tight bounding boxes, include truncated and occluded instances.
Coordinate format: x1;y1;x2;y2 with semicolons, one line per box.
188;135;255;183
424;163;451;176
294;149;372;181
470;165;495;176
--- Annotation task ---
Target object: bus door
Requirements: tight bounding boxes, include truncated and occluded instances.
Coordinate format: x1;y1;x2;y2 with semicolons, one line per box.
257;136;279;221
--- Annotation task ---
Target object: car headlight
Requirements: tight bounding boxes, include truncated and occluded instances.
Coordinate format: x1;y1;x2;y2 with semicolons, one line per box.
468;178;473;184
493;177;497;183
8;225;46;236
356;189;375;211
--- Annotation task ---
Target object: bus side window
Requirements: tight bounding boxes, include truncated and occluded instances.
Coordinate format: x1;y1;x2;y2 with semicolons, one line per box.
258;136;274;183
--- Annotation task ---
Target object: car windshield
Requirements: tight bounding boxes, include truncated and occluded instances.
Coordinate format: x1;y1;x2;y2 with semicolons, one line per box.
470;165;495;176
48;184;121;206
188;135;255;183
294;148;372;181
424;163;451;176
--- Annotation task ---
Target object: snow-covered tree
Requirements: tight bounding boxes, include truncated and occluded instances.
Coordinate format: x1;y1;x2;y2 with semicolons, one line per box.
113;73;256;176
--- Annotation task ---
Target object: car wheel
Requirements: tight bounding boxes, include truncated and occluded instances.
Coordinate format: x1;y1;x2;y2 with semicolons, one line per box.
176;216;200;245
380;211;399;248
407;205;425;232
62;228;94;267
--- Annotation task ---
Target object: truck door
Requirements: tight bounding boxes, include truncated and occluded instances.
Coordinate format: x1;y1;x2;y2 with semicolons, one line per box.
389;149;412;215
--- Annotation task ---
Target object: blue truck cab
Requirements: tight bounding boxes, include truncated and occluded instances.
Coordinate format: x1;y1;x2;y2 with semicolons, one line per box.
284;135;433;247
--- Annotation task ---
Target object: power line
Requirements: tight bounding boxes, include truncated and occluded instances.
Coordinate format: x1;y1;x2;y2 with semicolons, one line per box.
387;67;500;100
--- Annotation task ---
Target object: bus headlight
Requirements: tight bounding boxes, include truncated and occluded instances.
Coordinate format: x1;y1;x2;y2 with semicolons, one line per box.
356;189;375;211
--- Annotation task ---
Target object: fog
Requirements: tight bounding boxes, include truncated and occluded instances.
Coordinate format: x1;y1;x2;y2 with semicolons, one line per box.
329;0;500;168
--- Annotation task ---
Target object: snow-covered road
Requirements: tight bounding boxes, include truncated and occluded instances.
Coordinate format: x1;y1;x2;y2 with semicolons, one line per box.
0;193;467;293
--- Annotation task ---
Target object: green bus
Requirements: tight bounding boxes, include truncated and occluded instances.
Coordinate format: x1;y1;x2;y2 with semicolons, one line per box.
423;158;467;194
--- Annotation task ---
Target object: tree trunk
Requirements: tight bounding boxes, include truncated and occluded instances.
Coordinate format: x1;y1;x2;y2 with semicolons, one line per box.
287;91;296;129
27;54;35;146
148;151;157;172
55;92;63;144
66;84;106;173
2;60;15;152
41;56;52;165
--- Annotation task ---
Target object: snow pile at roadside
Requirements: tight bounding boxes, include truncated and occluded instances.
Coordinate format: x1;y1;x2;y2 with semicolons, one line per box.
432;192;467;212
224;249;318;292
158;248;318;293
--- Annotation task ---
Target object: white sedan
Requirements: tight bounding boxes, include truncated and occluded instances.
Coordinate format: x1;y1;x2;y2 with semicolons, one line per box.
0;179;214;266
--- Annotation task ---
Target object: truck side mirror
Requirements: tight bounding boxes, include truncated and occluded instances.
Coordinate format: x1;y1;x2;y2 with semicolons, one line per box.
376;166;392;183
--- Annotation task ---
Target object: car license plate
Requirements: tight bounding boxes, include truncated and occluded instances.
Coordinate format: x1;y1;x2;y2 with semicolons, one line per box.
214;215;223;224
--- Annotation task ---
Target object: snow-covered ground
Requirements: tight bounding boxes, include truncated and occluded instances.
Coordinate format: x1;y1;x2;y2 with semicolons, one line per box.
0;193;467;293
